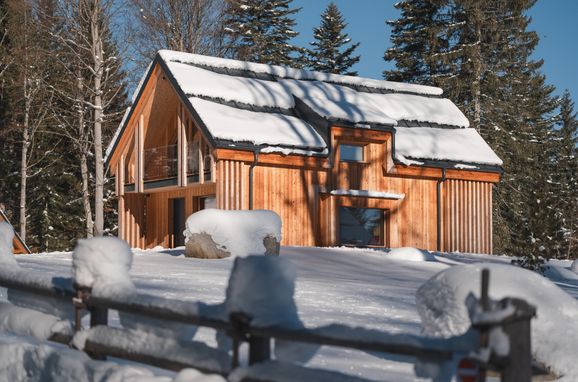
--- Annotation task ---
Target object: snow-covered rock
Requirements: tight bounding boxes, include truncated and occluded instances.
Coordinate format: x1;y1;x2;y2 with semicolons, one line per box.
416;263;578;380
387;247;437;262
0;222;18;269
72;237;135;296
184;209;282;258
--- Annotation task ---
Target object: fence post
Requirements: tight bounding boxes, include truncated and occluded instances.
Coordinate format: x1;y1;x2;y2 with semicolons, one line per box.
248;337;271;365
500;298;535;382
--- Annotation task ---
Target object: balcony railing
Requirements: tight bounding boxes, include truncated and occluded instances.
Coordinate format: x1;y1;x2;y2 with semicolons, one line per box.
144;144;178;181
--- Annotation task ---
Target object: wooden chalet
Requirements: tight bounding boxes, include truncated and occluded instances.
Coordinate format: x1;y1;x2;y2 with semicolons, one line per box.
105;50;502;254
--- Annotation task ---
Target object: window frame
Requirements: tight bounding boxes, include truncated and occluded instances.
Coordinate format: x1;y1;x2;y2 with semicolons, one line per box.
339;143;366;163
338;206;387;247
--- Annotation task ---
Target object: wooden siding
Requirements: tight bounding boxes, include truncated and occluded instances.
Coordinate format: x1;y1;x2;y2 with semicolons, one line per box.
119;183;215;248
441;179;493;254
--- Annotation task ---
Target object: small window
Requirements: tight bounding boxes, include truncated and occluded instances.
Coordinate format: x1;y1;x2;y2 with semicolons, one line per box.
340;144;364;162
199;196;217;210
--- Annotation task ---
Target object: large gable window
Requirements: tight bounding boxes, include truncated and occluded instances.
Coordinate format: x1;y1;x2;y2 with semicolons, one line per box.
340;144;364;162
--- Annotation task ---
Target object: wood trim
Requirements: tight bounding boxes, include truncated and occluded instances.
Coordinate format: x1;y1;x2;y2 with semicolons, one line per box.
388;165;501;183
331;125;392;142
213;149;329;169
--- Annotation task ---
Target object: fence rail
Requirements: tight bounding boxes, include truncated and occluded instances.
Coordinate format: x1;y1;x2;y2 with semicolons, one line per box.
0;261;536;382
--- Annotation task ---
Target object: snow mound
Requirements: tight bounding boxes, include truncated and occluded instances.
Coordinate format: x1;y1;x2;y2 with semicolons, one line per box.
184;209;282;257
0;222;18;269
416;263;578;380
0;302;71;340
220;256;318;363
570;259;578;273
387;247;436;262
72;237;135;295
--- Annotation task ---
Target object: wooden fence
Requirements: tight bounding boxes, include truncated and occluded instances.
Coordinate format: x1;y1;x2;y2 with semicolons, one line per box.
0;262;536;382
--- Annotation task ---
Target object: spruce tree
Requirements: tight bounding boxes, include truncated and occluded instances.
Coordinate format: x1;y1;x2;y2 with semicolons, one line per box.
385;0;562;265
306;3;360;75
554;91;578;258
223;0;302;66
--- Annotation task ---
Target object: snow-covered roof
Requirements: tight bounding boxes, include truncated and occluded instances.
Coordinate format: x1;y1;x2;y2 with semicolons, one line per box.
106;50;501;169
158;50;443;96
189;97;325;150
394;127;503;166
167;61;294;109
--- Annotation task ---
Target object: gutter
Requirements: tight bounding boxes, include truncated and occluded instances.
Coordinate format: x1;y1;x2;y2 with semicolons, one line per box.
248;149;261;210
436;168;447;252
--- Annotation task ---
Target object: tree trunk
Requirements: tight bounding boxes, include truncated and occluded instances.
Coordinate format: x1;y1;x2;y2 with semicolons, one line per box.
91;0;104;237
471;3;482;131
19;102;29;242
81;151;94;238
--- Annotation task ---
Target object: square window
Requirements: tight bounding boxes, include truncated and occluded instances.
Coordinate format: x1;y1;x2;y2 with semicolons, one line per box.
339;207;384;246
340;144;364;162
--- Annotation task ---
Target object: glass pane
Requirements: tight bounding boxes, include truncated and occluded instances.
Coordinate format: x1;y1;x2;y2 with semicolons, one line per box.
143;144;178;181
339;207;383;246
201;196;217;209
340;145;364;162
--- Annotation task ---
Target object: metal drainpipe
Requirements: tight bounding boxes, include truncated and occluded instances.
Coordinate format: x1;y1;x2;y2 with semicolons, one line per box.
248;150;260;210
436;168;447;252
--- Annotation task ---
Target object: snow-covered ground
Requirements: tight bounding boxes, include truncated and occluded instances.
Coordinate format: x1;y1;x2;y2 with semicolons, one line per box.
6;246;578;381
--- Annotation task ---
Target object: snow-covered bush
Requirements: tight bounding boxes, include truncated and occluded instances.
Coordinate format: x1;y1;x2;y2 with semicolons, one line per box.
72;237;135;296
416;263;578;380
184;209;282;258
387;247;436;262
0;222;18;269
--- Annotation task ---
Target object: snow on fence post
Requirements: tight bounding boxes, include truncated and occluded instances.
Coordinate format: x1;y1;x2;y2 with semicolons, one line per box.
72;237;135;358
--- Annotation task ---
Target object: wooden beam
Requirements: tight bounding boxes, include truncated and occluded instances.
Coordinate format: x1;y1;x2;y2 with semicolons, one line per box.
177;104;183;187
199;139;204;184
181;106;188;186
214;149;329;169
135;115;145;192
332;125;392;142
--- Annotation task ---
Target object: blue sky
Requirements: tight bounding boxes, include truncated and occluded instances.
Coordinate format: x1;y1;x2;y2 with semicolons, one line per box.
291;0;578;105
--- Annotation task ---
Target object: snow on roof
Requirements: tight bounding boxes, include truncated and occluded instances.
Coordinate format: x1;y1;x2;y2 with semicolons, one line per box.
280;79;469;127
279;80;396;125
394;127;503;166
166;61;295;110
158;50;443;96
189;97;326;150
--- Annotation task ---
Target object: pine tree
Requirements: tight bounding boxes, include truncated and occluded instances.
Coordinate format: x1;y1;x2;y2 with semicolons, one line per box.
223;0;302;66
306;3;360;75
384;0;446;84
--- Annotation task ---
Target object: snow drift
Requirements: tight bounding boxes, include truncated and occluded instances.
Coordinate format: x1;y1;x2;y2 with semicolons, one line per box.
184;209;282;257
416;263;578;380
387;247;437;262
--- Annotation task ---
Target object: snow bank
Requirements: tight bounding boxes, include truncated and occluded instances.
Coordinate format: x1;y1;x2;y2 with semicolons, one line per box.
394;127;503;166
387;247;436;262
416;263;578;380
571;259;578;273
167;61;294;109
0;222;18;269
159;50;443;96
0;332;187;382
222;256;318;363
72;237;135;295
184;209;282;258
189;97;326;150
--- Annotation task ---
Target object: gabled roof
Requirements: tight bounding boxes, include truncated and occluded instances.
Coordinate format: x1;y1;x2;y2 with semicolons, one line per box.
106;50;502;169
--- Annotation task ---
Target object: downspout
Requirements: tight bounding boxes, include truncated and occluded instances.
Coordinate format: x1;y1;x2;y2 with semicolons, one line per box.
248;149;260;210
436;168;447;252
